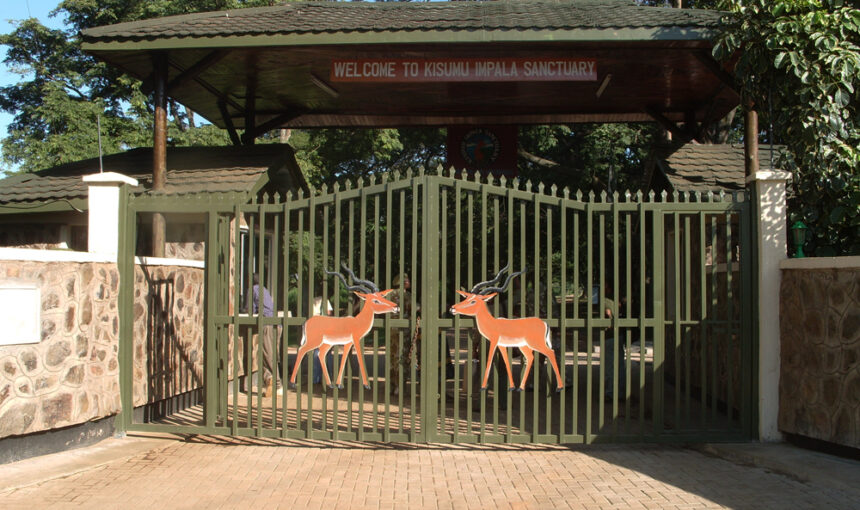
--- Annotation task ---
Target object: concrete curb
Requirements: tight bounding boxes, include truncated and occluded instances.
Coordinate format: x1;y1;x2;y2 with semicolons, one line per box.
694;443;860;498
0;433;175;492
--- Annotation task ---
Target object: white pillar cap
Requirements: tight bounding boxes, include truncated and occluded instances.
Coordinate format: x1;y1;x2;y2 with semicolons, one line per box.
745;170;792;184
82;172;139;186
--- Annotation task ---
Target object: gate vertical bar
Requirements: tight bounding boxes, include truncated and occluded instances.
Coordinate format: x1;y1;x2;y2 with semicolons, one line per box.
256;201;266;436
281;198;291;436
332;186;342;439
740;195;754;438
204;209;221;429
439;184;448;439
585;196;593;442
410;175;418;441
652;197;666;436
383;179;393;440
117;184;135;434
421;175;440;443
232;204;241;435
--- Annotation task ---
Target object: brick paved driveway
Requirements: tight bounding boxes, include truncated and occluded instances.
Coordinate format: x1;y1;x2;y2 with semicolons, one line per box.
1;436;856;510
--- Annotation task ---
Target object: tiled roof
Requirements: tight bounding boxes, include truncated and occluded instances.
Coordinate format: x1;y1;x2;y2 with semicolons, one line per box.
0;145;303;205
659;144;784;193
81;0;723;42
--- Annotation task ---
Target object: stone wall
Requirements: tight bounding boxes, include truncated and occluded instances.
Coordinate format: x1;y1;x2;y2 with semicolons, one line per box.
132;264;205;408
779;261;860;448
165;223;205;261
0;258;205;439
0;261;121;438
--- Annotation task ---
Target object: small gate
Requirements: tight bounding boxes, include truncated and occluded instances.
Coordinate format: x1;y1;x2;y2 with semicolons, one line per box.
118;169;755;443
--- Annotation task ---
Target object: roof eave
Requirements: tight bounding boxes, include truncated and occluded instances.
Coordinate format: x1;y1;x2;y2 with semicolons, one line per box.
81;27;717;52
0;198;88;215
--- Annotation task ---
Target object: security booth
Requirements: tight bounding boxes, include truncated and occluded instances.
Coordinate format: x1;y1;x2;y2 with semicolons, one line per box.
80;0;762;444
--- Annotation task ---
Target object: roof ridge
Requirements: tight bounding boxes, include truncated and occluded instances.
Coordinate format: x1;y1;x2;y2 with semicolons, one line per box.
81;0;723;39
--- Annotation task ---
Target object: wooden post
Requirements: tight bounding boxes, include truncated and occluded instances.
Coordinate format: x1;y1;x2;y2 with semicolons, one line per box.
744;106;759;177
152;52;168;257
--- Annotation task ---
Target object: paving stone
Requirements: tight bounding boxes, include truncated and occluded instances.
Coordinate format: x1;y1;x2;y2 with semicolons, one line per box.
1;437;859;510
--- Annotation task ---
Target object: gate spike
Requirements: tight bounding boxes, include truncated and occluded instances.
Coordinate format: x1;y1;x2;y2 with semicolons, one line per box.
661;190;668;202
588;190;596;202
419;166;426;177
672;190;680;202
525;179;533;192
273;192;281;202
447;166;456;178
575;190;583;201
612;191;620;203
512;177;520;189
333;181;340;192
624;190;632;202
648;190;656;202
635;190;643;202
562;186;570;199
499;175;507;187
262;192;270;203
538;182;545;194
600;190;607;202
550;184;558;196
706;190;713;202
345;179;353;190
392;169;401;181
719;190;726;202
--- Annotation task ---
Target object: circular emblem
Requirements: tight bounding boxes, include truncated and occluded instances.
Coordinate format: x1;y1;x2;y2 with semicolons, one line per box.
460;128;500;168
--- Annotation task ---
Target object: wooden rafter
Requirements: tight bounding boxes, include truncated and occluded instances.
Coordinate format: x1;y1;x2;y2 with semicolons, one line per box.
644;106;696;145
241;111;305;143
694;51;738;95
167;50;230;93
218;100;242;146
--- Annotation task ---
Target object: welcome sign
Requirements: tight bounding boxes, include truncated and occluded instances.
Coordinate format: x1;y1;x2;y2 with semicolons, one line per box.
330;58;597;83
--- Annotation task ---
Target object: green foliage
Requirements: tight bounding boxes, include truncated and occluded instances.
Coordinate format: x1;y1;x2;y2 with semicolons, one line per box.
518;124;657;195
296;128;446;188
714;0;860;255
0;1;280;173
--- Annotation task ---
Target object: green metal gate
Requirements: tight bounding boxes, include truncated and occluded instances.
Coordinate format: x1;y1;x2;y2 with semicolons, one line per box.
118;170;756;443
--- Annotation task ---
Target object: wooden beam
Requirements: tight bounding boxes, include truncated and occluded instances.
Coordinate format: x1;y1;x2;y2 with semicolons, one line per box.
241;111;304;143
152;52;168;258
218;100;242;146
644;106;696;145
166;50;230;93
694;51;738;95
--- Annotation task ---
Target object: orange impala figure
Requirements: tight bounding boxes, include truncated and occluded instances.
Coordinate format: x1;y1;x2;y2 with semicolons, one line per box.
289;266;398;390
450;266;563;392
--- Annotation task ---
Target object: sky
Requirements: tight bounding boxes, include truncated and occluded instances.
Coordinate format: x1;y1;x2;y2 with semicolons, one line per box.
1;0;66;169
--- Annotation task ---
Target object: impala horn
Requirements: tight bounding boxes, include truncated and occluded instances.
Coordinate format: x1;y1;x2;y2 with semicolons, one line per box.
470;264;509;294
481;266;528;295
326;264;379;294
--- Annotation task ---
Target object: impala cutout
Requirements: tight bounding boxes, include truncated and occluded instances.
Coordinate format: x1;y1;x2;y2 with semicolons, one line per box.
289;265;398;390
450;266;563;392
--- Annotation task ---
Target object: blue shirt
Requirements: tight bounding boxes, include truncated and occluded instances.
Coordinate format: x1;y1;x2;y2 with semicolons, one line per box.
246;284;275;317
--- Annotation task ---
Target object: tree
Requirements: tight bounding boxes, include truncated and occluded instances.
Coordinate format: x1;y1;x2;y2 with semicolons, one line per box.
0;1;283;173
714;0;860;256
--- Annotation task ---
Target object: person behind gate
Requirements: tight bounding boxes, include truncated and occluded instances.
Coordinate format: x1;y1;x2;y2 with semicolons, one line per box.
244;273;282;397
